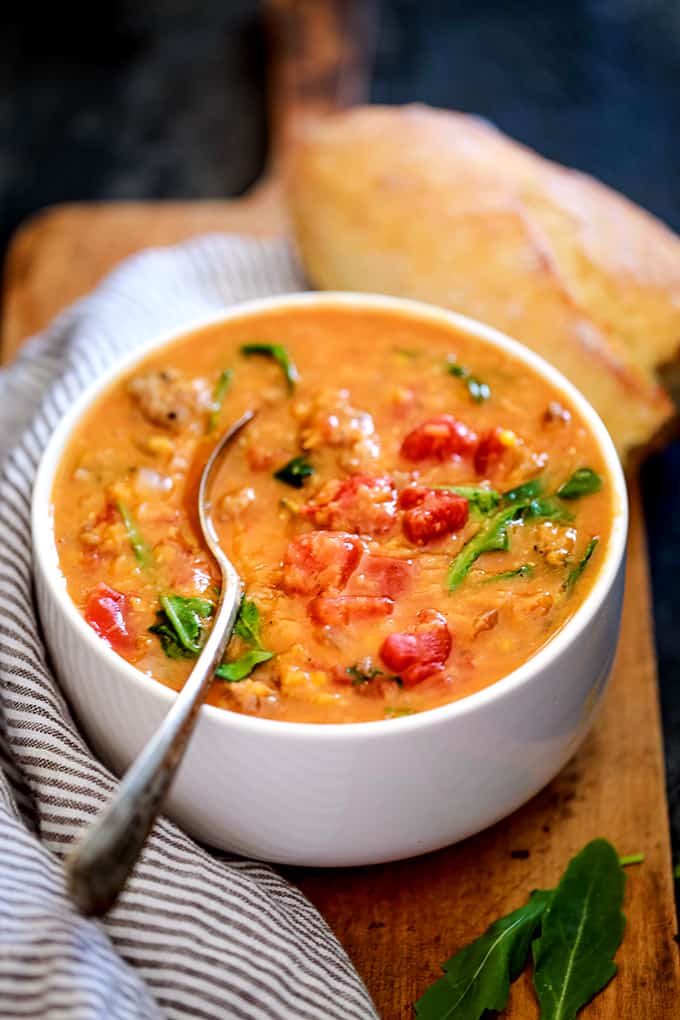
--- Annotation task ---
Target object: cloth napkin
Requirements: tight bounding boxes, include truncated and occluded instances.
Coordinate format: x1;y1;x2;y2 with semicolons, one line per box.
0;235;379;1020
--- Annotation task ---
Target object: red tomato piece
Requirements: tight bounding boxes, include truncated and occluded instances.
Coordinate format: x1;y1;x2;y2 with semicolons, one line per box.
474;427;507;476
380;609;452;686
303;475;397;536
398;487;469;545
282;531;363;596
308;595;395;626
347;554;414;599
85;583;137;656
400;415;477;462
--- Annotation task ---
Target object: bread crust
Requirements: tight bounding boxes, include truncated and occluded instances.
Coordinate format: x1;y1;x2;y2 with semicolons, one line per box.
288;104;680;461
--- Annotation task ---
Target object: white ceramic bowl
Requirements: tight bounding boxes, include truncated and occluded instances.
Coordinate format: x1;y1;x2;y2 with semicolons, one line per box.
32;293;628;866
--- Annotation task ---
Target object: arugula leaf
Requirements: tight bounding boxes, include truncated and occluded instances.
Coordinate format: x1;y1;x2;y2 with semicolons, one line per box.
149;594;214;658
564;537;599;591
557;467;603;500
437;485;501;517
447;505;520;591
446;361;491;403
503;478;544;503
274;455;314;489
116;500;153;567
415;889;552;1019
207;368;233;432
234;598;265;648
521;497;574;524
240;342;299;392
216;649;274;682
483;563;534;583
532;839;626;1020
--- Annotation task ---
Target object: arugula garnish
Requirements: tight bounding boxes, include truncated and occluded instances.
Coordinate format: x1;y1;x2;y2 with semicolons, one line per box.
149;594;214;658
557;467;603;500
240;342;299;392
533;839;625;1020
436;485;501;518
564;537;599;591
207;368;233;432
116;500;153;567
274;455;314;489
217;597;275;683
447;505;520;591
447;360;491;403
483;563;534;583
522;497;574;524
415;839;627;1020
503;478;544;503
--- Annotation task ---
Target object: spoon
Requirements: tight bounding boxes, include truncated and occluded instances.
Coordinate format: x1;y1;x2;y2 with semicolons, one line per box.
65;409;255;916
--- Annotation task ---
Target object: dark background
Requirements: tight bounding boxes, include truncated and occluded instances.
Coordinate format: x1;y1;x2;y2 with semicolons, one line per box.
2;0;679;860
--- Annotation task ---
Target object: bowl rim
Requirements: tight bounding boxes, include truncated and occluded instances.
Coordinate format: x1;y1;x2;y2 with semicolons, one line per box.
32;290;628;742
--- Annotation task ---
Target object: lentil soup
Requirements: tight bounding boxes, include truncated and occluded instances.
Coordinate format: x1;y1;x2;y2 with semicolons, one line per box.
52;304;613;723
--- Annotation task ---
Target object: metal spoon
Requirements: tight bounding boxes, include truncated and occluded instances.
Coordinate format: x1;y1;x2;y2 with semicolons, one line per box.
66;409;255;916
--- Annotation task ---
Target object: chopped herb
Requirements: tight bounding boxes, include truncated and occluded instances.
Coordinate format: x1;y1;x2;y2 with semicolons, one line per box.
503;478;544;503
564;537;599;591
521;497;574;524
346;665;383;686
557;467;603;500
533;839;626;1020
674;864;680;880
207;368;233;432
437;485;501;517
216;649;274;682
240;342;299;392
447;505;520;591
149;594;214;658
233;597;265;648
274;455;314;489
415;889;551;1019
446;360;491;403
618;853;644;867
483;563;534;583
384;706;414;718
116;500;153;567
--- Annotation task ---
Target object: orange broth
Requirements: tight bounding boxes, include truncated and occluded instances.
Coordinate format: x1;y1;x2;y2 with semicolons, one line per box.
52;306;613;723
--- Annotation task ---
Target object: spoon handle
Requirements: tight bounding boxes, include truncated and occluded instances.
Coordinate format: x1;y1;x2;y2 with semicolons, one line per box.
65;571;242;916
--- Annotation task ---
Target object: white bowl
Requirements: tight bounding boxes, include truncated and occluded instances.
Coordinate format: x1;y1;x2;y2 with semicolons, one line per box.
32;293;628;866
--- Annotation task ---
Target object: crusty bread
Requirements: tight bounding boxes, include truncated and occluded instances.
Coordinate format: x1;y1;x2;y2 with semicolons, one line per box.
288;104;680;461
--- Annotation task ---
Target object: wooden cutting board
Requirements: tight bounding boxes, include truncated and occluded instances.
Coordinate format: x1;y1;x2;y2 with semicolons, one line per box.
2;3;678;1017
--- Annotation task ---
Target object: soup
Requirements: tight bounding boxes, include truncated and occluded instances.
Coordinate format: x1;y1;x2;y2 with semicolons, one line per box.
52;305;613;724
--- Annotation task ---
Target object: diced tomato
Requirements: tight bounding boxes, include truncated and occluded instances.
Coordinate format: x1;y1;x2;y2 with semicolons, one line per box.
380;609;452;686
282;531;363;596
347;554;414;599
308;595;394;626
400;415;477;462
398;487;469;545
303;475;397;536
85;583;137;656
474;427;508;476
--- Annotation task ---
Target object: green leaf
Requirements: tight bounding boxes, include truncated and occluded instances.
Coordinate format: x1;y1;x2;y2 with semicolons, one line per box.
556;467;603;500
234;597;264;648
447;505;520;591
274;455;314;489
116;500;153;567
436;485;501;517
522;497;575;524
415;889;552;1019
216;648;274;682
446;361;491;403
240;342;299;392
532;839;626;1020
207;368;233;432
564;537;599;591
346;664;383;686
618;853;644;867
150;594;213;657
503;478;544;503
482;563;534;583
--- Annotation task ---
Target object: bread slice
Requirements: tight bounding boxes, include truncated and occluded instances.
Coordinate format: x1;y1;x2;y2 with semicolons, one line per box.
288;104;680;462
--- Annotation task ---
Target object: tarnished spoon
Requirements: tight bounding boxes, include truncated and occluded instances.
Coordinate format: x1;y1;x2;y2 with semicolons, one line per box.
66;409;255;915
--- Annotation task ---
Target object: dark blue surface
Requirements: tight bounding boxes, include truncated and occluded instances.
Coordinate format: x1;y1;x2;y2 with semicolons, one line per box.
1;0;678;861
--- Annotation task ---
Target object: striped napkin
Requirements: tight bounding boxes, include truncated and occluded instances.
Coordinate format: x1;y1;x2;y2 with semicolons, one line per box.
0;236;379;1020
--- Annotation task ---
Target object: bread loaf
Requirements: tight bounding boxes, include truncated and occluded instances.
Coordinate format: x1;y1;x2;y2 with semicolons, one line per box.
288;104;680;461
